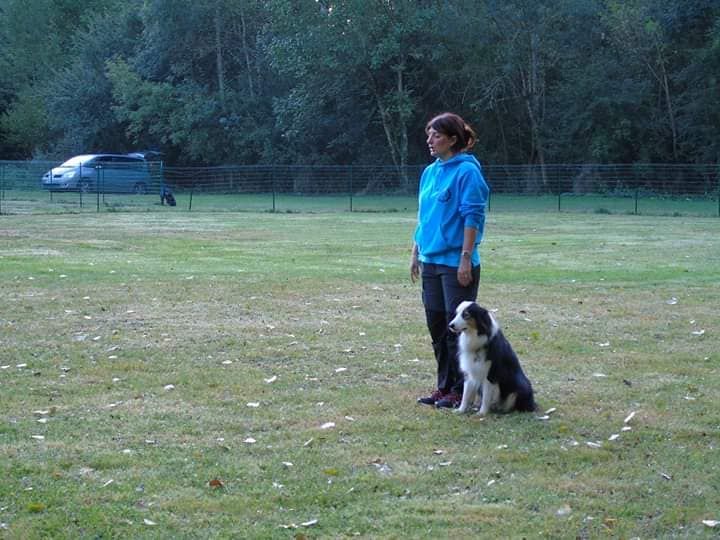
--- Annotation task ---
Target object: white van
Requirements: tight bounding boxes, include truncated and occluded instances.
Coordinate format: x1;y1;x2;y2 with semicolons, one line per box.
41;154;152;194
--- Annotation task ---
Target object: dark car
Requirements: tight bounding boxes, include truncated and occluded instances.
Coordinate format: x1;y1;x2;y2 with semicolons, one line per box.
41;154;153;194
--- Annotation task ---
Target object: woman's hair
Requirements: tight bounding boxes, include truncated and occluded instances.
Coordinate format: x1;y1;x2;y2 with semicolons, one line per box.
425;112;477;153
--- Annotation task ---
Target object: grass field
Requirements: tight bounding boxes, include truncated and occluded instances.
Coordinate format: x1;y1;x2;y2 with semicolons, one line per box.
1;210;719;538
1;189;719;217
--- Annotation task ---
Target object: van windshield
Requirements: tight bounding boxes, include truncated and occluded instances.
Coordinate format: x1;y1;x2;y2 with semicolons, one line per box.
59;155;96;167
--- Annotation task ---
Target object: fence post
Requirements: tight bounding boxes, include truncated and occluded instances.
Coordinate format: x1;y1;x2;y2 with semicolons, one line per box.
160;160;165;205
189;185;194;212
0;163;4;215
271;166;276;213
96;165;101;212
349;165;353;212
557;192;561;212
634;187;639;215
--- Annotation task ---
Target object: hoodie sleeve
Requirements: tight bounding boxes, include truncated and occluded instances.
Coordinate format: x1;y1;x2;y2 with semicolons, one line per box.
458;164;489;230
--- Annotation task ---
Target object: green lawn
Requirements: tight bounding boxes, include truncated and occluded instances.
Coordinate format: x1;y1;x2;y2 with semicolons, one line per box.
2;189;719;217
1;211;719;538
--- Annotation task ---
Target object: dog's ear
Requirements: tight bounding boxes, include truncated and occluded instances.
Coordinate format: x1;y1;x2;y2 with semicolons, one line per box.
468;303;492;335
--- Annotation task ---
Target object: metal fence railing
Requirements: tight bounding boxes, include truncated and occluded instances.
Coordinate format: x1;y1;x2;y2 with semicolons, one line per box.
1;160;718;217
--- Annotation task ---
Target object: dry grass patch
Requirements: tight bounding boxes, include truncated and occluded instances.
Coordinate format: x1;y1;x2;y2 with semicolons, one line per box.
1;211;719;538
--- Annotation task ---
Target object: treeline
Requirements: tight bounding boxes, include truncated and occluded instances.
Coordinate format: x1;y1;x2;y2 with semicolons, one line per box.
1;0;718;167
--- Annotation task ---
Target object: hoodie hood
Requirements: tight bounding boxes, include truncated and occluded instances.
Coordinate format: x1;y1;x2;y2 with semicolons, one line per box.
436;152;483;172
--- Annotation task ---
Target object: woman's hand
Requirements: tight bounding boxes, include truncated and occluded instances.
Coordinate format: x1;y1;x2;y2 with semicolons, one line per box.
457;258;472;287
410;254;420;283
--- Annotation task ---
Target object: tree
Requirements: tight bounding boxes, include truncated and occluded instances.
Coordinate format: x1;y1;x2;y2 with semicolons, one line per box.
0;0;121;156
43;3;147;156
267;0;440;184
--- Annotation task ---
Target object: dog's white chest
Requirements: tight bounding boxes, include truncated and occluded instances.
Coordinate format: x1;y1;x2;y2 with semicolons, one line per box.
458;333;490;379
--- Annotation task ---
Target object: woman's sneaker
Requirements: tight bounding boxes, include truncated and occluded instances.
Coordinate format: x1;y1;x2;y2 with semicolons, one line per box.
435;391;462;409
417;389;445;405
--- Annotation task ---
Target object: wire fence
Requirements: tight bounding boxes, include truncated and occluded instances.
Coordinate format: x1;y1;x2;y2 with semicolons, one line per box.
1;160;718;217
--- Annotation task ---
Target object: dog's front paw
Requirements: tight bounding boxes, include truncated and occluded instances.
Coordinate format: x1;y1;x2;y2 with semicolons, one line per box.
476;408;488;417
455;406;468;414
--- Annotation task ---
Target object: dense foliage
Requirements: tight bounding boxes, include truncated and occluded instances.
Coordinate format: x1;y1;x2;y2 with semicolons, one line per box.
1;0;718;166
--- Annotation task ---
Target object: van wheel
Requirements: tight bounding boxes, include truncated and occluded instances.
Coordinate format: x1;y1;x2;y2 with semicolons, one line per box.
133;183;147;195
79;180;92;192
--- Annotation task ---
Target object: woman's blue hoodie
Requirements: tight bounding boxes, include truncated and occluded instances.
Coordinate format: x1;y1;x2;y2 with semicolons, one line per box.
414;153;489;267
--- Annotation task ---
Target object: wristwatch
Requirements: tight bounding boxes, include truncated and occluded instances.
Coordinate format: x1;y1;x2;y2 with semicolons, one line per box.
461;250;471;260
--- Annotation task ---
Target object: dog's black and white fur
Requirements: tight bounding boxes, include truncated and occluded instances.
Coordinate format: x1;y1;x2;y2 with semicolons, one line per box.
449;301;536;415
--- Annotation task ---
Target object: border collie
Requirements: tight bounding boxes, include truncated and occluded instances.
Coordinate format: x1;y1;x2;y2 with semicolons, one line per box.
448;301;536;415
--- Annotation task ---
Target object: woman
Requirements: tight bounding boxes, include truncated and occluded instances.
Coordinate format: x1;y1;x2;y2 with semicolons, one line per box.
410;112;489;409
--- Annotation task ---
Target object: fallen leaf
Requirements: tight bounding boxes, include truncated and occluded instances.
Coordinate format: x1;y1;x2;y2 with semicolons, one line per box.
586;441;602;449
163;384;175;391
702;520;719;527
624;411;636;424
660;472;672;481
320;422;335;430
545;407;557;415
246;402;260;408
103;479;114;487
691;330;705;336
27;503;46;513
608;434;620;441
208;478;224;489
556;504;572;516
301;519;318;527
143;519;157;526
264;375;278;384
243;437;256;444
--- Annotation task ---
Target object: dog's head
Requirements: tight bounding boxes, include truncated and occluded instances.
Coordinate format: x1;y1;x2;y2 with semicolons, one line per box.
448;301;498;338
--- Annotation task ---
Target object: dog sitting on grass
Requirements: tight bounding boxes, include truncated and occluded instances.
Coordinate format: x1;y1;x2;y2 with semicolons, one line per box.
448;301;536;416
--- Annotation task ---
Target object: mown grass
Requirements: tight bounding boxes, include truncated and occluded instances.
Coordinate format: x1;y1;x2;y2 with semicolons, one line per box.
2;189;719;217
1;211;719;538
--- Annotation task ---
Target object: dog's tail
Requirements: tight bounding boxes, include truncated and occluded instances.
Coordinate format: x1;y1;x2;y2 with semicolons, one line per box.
515;387;537;412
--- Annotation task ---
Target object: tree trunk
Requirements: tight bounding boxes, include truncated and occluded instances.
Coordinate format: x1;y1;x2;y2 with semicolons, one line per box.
238;3;255;99
214;4;226;108
526;32;547;189
658;57;678;161
395;61;410;190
